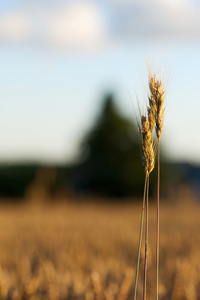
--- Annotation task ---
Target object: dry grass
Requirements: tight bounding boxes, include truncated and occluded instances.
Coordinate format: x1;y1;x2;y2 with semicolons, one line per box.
0;195;199;299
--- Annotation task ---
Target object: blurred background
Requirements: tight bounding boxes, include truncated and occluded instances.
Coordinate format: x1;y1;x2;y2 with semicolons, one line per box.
0;1;199;299
0;0;200;200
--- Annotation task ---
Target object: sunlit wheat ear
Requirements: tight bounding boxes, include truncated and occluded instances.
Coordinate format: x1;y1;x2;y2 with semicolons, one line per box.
118;268;134;300
44;261;59;300
24;276;40;300
148;74;165;141
0;267;7;299
91;272;102;300
155;81;165;141
140;116;155;177
148;75;157;133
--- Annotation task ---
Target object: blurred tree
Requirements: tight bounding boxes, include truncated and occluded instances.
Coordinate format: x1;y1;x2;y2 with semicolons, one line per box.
76;93;146;197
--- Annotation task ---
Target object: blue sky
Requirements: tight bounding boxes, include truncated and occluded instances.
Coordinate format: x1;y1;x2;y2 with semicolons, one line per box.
0;0;200;164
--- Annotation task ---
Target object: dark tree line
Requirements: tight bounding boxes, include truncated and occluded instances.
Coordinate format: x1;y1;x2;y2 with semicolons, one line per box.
0;93;186;200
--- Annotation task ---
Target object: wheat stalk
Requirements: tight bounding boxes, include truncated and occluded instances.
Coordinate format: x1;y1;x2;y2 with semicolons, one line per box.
133;173;147;300
133;112;155;300
148;73;165;300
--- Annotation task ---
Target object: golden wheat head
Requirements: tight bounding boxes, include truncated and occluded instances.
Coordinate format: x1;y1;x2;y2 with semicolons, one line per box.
140;116;155;176
148;75;157;133
148;74;165;141
155;80;165;141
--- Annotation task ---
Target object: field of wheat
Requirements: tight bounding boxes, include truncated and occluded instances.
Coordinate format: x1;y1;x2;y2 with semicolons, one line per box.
0;191;199;300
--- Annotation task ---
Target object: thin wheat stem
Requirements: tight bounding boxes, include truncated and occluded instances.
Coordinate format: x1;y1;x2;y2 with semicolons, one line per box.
156;142;160;300
133;173;148;300
143;176;149;300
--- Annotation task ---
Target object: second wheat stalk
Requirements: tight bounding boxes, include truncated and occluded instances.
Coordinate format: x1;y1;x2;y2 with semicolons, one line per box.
149;74;165;300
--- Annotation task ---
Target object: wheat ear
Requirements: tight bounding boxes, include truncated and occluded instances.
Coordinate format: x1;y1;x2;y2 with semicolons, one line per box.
141;116;155;177
91;272;102;300
118;268;134;300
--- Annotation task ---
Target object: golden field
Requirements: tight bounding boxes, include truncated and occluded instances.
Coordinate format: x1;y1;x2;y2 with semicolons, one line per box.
0;192;200;300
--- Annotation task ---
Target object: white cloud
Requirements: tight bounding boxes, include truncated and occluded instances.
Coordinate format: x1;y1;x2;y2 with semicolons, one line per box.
46;1;107;50
0;10;32;42
0;1;107;50
108;0;200;40
0;0;199;50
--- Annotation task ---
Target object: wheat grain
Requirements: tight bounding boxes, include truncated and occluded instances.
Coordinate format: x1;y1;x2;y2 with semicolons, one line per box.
140;116;155;177
148;74;165;141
